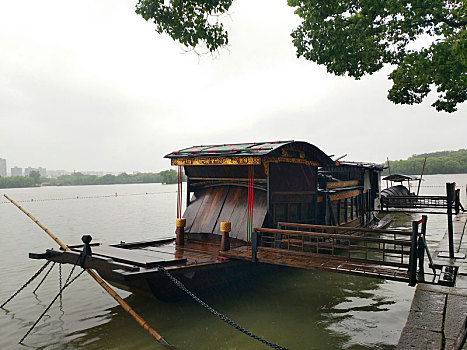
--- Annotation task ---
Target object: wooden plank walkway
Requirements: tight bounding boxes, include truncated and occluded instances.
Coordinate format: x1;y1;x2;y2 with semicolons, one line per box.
397;212;467;350
89;234;245;270
90;245;187;268
221;246;411;282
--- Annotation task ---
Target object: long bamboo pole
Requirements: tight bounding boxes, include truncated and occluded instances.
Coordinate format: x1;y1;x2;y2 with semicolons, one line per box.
3;194;175;349
416;157;427;197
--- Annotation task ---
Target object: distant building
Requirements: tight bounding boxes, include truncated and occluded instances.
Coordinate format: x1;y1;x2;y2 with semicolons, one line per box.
24;167;38;177
0;158;6;177
11;166;22;177
47;170;66;178
38;167;47;177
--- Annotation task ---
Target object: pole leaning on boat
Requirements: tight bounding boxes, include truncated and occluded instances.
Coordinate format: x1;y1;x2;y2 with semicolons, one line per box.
3;194;175;349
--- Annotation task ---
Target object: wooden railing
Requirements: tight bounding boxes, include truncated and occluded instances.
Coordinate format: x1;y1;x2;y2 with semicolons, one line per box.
251;217;435;286
252;225;412;268
381;195;448;209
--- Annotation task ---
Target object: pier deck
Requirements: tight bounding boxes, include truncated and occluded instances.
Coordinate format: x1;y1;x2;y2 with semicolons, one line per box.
221;245;411;282
221;223;423;283
397;212;467;350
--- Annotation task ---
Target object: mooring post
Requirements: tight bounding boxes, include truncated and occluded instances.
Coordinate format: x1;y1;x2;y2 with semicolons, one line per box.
176;218;186;246
251;230;258;263
409;220;419;286
417;215;427;277
455;189;460;215
446;182;455;259
220;222;231;251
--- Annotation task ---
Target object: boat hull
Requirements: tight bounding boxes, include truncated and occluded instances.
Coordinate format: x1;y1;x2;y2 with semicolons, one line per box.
101;259;274;300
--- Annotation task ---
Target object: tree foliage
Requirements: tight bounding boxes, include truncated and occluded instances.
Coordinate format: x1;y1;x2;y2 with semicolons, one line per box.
384;149;467;175
135;0;466;112
136;0;232;52
0;176;34;188
28;170;41;185
0;170;186;189
159;169;179;184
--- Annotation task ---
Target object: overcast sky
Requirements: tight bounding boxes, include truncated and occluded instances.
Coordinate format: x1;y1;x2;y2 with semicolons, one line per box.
1;0;465;173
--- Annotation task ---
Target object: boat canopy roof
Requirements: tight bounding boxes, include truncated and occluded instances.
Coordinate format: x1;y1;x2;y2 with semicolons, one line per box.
165;140;335;167
335;161;386;171
383;174;421;182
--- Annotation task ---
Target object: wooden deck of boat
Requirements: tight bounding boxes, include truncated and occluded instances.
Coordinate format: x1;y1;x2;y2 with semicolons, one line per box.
221;246;411;282
78;235;242;270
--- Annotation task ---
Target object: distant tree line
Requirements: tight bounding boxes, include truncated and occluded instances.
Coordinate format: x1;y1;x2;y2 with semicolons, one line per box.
384;149;467;175
0;169;185;189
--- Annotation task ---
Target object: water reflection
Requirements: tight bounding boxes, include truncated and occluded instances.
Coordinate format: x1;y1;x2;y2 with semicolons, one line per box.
63;267;410;350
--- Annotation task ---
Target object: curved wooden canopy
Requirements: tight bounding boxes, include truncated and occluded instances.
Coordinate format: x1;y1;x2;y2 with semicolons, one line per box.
165;140;335;167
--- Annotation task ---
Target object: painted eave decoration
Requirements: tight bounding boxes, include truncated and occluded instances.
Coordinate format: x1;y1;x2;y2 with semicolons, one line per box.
165;141;336;167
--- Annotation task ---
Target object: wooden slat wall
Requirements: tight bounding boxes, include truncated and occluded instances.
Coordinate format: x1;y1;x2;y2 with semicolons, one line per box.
183;191;204;232
215;187;244;234
184;186;268;241
190;187;229;233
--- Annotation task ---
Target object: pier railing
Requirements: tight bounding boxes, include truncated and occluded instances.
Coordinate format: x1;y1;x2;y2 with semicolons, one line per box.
249;218;440;286
252;223;413;268
381;182;464;216
381;195;447;209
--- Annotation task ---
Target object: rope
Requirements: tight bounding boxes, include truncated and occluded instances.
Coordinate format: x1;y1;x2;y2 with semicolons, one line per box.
19;258;84;344
247;165;254;246
0;261;51;308
158;266;288;350
0;191;178;204
177;166;183;218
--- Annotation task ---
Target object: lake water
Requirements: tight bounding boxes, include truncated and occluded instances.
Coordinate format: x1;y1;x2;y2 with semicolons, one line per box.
1;174;466;350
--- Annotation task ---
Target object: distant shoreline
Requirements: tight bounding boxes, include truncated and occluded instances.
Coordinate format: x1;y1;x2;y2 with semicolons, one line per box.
1;173;465;190
0;170;186;189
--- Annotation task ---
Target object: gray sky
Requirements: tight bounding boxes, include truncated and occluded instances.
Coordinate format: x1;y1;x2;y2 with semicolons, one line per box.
1;0;466;173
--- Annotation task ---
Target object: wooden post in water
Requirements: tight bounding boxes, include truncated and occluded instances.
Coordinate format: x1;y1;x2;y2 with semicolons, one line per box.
409;220;419;287
446;183;455;259
176;218;186;246
3;194;175;349
417;215;427;277
455;189;461;215
416;157;427;197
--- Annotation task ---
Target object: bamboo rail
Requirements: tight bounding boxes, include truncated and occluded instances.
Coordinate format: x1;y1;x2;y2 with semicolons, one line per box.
3;194;175;349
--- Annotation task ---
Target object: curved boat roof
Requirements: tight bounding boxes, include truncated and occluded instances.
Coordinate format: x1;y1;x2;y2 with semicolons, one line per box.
165;140;335;166
383;174;421;182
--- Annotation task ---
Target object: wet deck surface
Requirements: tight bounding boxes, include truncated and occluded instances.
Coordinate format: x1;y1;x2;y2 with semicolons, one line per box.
221;246;411;282
397;212;467;350
87;235;243;270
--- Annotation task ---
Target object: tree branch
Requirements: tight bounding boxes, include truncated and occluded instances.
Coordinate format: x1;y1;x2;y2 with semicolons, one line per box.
434;15;467;27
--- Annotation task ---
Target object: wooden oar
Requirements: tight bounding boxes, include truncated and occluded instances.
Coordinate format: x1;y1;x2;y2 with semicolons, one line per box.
3;194;175;349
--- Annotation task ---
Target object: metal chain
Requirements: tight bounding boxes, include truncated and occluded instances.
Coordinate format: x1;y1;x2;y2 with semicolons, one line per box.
33;262;56;294
59;263;63;301
158;266;288;350
19;267;85;344
1;261;51;308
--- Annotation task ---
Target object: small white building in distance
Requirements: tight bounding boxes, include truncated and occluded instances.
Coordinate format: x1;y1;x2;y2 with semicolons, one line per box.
11;166;23;177
0;158;6;177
